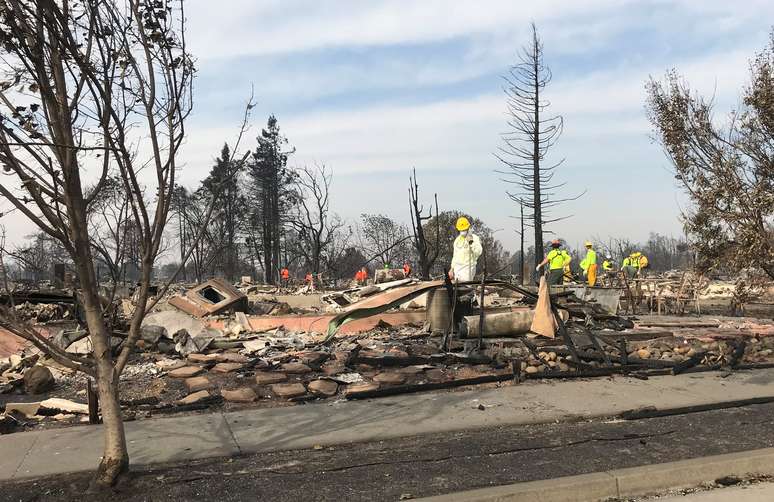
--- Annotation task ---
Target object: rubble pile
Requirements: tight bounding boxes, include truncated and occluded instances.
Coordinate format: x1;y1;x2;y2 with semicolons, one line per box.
3;275;774;436
14;302;71;322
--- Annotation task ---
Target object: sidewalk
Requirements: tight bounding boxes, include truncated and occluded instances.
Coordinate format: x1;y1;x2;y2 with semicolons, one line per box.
659;482;774;501
3;367;774;481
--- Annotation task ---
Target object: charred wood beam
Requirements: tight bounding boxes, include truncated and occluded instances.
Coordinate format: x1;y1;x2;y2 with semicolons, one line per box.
619;338;628;365
345;374;513;399
138;395;223;414
730;340;747;368
553;305;581;362
733;362;774;370
671;351;706;375
586;329;612;367
120;396;161;407
526;365;649;379
352;355;431;367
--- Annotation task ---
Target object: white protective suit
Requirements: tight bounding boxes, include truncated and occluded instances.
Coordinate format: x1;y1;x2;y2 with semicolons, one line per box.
451;232;483;282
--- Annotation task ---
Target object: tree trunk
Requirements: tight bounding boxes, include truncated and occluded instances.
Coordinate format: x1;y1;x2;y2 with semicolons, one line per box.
91;355;129;489
532;33;544;269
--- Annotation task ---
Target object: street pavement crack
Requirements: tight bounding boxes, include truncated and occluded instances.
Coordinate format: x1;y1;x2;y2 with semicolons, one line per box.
12;433;40;479
222;413;243;455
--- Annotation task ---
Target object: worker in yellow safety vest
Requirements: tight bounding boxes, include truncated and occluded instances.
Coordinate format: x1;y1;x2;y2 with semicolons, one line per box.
536;239;571;286
602;255;614;272
579;241;598;287
636;252;649;276
622;251;649;279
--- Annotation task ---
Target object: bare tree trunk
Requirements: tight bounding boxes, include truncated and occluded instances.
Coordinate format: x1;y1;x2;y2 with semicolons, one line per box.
92;355;128;488
70;198;129;487
531;30;544;268
495;23;580;269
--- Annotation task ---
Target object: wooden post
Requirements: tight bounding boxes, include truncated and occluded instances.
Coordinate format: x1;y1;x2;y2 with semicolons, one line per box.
620;271;636;314
87;379;101;425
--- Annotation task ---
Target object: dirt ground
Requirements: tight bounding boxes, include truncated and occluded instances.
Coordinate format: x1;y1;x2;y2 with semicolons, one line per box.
4;401;774;502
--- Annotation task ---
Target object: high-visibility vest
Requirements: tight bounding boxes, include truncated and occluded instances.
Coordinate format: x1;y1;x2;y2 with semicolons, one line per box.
547;249;568;270
623;257;638;269
602;260;613;271
580;249;597;271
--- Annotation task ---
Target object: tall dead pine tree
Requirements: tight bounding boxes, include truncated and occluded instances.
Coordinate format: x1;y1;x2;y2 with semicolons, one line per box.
496;23;580;269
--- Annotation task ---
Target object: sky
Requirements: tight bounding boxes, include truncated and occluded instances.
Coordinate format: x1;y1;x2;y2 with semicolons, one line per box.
4;0;774;253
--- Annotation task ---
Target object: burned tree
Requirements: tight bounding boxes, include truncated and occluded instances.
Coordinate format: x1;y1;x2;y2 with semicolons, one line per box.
646;31;774;279
408;168;439;279
495;23;581;269
0;0;193;488
5;231;68;282
173;186;220;283
358;214;410;267
246;115;295;284
290;164;344;276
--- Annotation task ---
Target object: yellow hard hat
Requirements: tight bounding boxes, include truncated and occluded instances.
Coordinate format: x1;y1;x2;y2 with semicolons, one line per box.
455;216;470;231
633;251;641;257
584;241;593;247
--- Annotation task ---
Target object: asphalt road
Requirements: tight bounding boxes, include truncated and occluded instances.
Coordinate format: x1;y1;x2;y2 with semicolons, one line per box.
4;402;774;502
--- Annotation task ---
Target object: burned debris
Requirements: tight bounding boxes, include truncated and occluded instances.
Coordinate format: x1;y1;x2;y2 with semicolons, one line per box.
2;272;774;436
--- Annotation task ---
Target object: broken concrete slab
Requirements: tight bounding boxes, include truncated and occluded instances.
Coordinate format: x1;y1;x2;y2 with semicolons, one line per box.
235;312;251;331
424;369;448;382
343;382;379;396
221;388;257;403
273;294;324;309
184;376;213;392
297;352;328;365
51;329;88;351
155;359;187;371
281;362;311;374
187;353;219;363
373;372;407;385
270;383;306;398
176;390;211;406
308;379;338;396
173;328;217;356
210;362;243;374
140;325;166;344
214;353;249;364
167;366;204;378
321;361;345;376
4;402;40;417
169;278;248;318
40;398;88;415
254;372;288;385
241;339;268;354
142;310;205;339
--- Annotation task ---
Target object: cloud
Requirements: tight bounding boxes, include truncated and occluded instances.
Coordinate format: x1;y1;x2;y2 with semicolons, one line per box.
187;0;631;60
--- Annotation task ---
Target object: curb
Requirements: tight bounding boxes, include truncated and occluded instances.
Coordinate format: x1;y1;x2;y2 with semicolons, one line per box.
418;447;774;501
